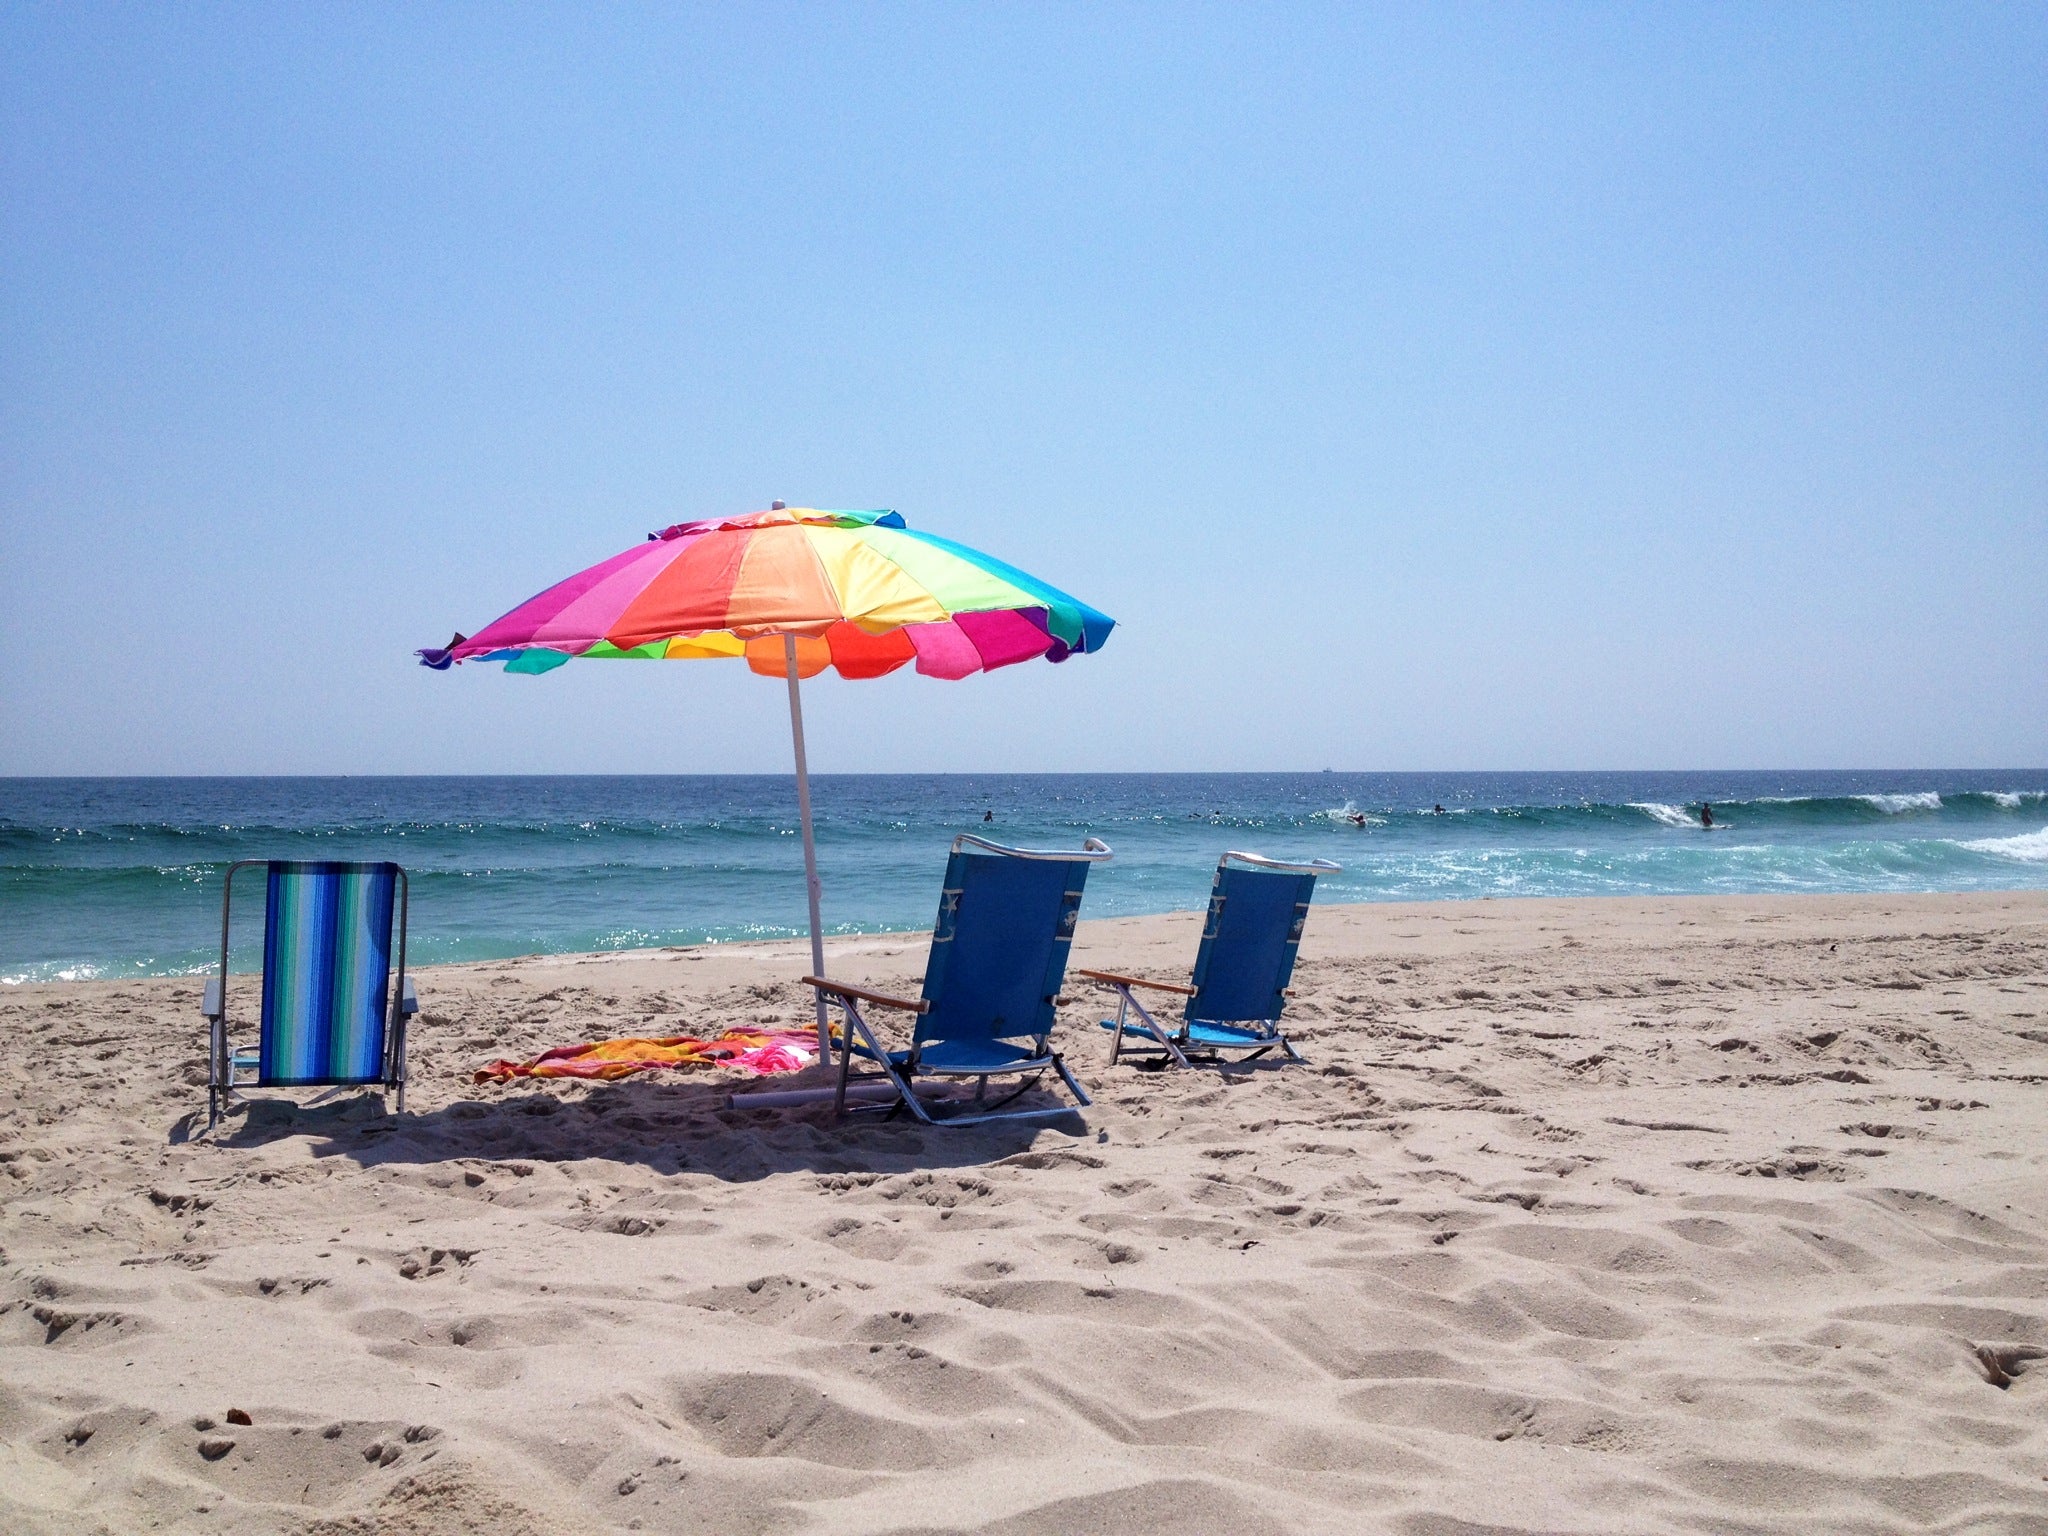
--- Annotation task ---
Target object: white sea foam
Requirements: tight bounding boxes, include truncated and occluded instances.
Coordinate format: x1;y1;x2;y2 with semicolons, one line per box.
1630;802;1698;829
1987;792;2046;810
1959;827;2048;864
0;958;210;986
1;961;106;986
1859;792;1942;815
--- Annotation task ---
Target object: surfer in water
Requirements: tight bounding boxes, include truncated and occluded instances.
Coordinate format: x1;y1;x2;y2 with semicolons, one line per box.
1701;803;1714;829
1346;810;1368;826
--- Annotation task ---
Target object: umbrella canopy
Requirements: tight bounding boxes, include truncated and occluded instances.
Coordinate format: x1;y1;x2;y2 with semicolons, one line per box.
420;504;1114;1062
419;506;1113;680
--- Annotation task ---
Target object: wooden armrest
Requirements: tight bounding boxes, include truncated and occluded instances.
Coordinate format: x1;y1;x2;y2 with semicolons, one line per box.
803;976;930;1014
1074;968;1198;997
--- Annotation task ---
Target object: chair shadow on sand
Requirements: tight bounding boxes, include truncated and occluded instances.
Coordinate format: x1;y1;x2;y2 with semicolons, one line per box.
172;1064;1075;1184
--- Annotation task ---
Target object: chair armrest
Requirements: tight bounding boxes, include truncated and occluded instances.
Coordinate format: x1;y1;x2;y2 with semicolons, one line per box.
802;977;930;1014
1073;968;1198;997
203;979;223;1021
400;976;419;1015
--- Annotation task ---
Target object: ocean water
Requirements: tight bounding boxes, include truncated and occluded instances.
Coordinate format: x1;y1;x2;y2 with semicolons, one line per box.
4;772;2047;985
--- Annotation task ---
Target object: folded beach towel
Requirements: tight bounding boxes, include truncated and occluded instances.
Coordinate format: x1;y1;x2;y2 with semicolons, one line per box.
475;1028;819;1084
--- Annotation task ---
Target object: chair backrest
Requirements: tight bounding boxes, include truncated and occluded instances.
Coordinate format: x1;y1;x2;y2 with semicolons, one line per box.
916;843;1096;1049
258;861;401;1085
1185;857;1325;1027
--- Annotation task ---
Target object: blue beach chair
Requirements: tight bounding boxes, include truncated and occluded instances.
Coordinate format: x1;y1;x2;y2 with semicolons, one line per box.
805;834;1112;1126
1078;851;1338;1068
203;860;418;1128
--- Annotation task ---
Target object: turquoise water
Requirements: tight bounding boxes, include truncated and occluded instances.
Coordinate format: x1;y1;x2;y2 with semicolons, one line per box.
3;772;2046;984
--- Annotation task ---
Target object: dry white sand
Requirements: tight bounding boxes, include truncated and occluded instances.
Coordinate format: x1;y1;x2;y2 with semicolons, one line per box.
4;891;2047;1535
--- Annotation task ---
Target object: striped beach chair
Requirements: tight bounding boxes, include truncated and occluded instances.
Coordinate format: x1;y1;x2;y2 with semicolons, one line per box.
1079;850;1338;1068
203;860;418;1128
805;834;1111;1125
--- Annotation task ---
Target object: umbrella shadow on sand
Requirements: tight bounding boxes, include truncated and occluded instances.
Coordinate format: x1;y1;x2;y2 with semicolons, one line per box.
178;1067;1078;1184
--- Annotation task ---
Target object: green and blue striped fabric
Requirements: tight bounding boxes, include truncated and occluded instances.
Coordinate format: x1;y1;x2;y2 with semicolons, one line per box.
259;861;398;1085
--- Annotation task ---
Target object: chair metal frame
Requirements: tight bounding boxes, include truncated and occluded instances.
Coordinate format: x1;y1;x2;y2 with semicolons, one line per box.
202;859;417;1128
805;834;1112;1126
1079;850;1338;1069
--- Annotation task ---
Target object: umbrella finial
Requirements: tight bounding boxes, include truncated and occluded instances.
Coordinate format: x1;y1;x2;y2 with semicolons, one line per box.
771;500;786;510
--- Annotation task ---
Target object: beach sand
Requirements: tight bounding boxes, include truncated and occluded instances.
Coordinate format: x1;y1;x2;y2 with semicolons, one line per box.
3;890;2047;1534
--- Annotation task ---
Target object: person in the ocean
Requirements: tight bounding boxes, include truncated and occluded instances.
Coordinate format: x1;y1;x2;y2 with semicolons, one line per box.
1432;804;1446;815
1346;811;1368;826
983;809;994;822
1701;803;1714;828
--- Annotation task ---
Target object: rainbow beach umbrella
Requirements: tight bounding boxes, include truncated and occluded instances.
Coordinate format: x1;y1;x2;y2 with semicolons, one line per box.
419;504;1114;1053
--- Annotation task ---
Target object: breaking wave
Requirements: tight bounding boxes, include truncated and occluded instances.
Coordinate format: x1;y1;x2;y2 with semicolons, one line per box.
1959;827;2048;864
1857;792;1943;815
1629;802;1700;829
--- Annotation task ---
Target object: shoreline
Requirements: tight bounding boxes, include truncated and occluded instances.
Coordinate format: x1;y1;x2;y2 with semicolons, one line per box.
9;887;2047;998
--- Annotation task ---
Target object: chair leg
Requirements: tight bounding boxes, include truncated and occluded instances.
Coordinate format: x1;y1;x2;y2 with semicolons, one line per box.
833;1000;914;1119
1054;1054;1093;1108
207;1018;225;1130
392;1015;409;1114
1127;995;1191;1069
834;1003;856;1117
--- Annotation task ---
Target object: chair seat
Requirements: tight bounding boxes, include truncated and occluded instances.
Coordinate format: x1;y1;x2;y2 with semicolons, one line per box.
847;1035;1052;1074
1184;1020;1280;1048
1094;1017;1280;1050
901;1037;1053;1074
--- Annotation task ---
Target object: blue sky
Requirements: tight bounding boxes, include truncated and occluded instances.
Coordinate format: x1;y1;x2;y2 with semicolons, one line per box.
3;3;2042;774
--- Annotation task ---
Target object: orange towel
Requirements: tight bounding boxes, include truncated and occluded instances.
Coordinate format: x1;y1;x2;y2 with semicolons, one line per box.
475;1028;819;1084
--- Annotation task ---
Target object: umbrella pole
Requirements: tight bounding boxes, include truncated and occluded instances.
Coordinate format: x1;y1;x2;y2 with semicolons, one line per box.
784;633;830;1058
